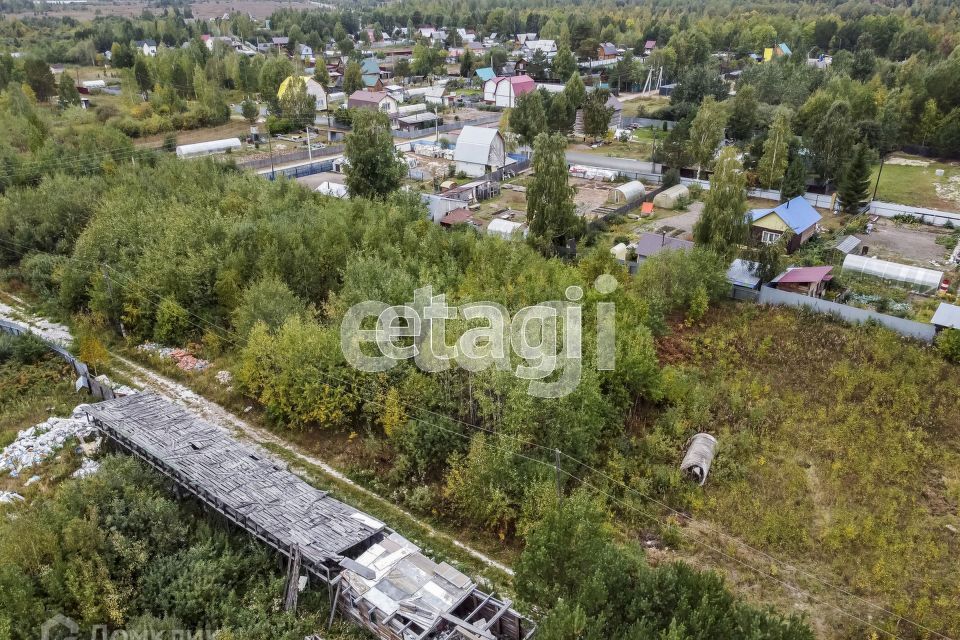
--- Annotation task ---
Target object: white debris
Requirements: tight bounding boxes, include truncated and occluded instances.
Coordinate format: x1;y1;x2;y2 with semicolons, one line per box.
136;343;211;371
215;370;233;386
24;475;41;486
72;458;101;478
93;374;137;397
0;492;25;504
0;406;95;478
0;302;73;346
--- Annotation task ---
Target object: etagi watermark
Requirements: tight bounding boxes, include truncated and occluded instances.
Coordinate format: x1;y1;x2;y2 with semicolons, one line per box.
340;275;618;398
41;614;219;640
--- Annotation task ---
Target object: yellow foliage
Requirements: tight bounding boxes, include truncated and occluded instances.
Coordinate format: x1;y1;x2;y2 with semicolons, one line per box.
380;387;406;438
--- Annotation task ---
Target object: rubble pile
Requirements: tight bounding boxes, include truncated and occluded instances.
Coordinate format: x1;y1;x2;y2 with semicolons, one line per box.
137;342;210;371
0;407;96;478
93;374;137;397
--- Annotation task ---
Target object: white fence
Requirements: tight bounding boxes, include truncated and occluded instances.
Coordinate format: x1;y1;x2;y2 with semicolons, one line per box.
757;286;936;343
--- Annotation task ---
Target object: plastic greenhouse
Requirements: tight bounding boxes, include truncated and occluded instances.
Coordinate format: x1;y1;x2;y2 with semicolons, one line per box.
176;138;242;159
609;180;646;204
841;254;944;293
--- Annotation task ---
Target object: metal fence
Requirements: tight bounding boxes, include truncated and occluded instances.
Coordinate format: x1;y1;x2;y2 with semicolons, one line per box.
265;159;337;181
757;286;936;343
621;116;677;131
0;318;115;400
238;146;346;171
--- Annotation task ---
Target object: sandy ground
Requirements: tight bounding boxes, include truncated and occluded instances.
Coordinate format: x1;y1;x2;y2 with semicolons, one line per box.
642;202;703;239
856;219;955;266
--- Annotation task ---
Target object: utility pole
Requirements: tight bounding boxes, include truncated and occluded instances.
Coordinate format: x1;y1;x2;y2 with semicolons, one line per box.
554;449;562;499
267;133;275;178
306;125;313;162
871;153;887;202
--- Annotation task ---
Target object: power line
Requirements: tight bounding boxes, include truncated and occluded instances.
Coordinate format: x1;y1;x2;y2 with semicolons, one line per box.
0;235;949;640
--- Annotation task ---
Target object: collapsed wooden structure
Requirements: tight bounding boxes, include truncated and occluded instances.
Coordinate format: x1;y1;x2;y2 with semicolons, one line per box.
86;393;535;640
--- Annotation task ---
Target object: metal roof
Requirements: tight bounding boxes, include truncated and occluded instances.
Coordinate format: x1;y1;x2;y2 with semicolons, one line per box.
85;393;385;569
750;196;821;234
773;265;833;284
398;112;440;125
726;259;761;288
834;235;861;254
453;126;502;164
931;302;960;329
633;232;693;258
475;67;496;82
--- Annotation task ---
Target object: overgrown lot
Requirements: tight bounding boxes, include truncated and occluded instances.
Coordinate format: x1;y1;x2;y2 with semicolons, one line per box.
648;304;960;635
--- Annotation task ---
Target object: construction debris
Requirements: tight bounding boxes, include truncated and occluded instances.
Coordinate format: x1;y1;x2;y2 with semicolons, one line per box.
215;370;233;386
0;492;25;504
72;458;101;478
0;406;95;478
680;433;718;486
94;374;137;397
137;342;211;371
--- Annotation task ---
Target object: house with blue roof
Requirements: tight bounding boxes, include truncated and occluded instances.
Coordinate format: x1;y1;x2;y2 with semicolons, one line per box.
748;196;821;253
475;67;496;83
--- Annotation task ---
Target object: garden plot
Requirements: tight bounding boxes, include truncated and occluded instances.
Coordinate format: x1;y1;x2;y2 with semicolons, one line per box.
872;155;960;210
855;218;956;266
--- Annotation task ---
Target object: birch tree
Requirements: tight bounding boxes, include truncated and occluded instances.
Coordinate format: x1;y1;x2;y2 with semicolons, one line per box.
688;96;728;179
757;108;792;189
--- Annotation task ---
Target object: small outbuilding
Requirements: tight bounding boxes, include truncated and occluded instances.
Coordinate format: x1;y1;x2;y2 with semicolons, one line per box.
769;265;833;297
653;184;689;209
633;232;693;261
453;126;507;178
609;180;646;205
726;259;762;290
931;302;960;332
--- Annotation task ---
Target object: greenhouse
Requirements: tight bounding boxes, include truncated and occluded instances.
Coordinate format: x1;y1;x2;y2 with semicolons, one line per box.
608;180;646;204
176;138;242;159
841;254;944;293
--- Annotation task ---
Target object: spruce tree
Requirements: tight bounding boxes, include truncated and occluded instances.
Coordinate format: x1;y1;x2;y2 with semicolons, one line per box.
780;156;808;202
837;143;872;215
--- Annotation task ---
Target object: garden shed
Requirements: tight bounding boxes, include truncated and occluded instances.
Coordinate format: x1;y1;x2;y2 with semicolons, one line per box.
608;180;646;205
841;254;944;293
653;184;688;209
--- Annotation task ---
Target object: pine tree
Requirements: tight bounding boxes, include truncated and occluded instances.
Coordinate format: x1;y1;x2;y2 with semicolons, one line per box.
780;156;808;202
460;48;474;79
836;143;872;215
693;147;748;256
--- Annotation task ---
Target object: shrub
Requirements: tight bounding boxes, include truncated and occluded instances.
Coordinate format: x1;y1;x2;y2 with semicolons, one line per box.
10;332;49;365
154;297;191;345
232;274;307;341
937;329;960;363
662;167;681;188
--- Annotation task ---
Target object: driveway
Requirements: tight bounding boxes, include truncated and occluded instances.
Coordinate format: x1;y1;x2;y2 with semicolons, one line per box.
855;219;955;266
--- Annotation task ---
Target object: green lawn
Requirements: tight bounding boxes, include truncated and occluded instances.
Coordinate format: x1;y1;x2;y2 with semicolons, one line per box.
871;154;960;210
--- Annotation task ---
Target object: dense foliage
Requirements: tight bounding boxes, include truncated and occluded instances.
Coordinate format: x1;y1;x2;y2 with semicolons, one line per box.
0;456;326;640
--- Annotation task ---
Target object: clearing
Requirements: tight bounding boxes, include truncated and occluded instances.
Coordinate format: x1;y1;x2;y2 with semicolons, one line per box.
871;154;960;211
651;304;960;637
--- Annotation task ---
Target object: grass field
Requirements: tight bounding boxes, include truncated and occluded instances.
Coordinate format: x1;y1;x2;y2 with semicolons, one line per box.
650;304;960;637
871;154;960;211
